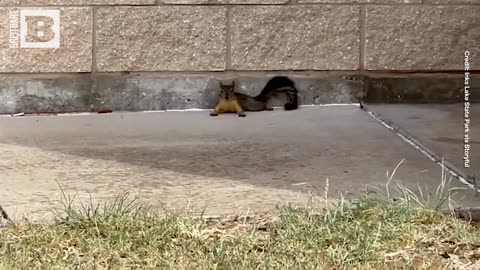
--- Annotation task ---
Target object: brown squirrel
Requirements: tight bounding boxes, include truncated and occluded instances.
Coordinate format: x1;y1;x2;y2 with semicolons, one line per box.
210;81;246;117
210;76;299;116
237;76;298;111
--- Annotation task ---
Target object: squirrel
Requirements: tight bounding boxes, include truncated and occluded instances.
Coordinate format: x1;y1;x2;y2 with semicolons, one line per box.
236;76;299;111
210;81;247;117
210;76;299;117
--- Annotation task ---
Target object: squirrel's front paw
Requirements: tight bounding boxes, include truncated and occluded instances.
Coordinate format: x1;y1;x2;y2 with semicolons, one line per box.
238;112;246;117
210;112;218;117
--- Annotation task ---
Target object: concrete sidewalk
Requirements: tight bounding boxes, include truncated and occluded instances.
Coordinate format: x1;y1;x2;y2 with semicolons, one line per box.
366;104;479;179
0;105;478;222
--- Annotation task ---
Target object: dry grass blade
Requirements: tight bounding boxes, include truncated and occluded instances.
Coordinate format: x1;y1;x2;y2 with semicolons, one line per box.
0;205;10;221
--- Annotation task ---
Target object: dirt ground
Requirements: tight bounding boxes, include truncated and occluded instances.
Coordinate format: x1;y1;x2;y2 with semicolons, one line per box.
0;142;321;222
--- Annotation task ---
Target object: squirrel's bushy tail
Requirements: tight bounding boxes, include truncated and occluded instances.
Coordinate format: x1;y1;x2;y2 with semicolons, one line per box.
257;76;298;111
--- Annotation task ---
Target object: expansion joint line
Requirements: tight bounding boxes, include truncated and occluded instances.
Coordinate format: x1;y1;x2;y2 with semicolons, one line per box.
361;103;477;192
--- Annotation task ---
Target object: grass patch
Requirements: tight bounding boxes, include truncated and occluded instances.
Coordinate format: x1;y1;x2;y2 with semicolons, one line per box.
1;171;480;269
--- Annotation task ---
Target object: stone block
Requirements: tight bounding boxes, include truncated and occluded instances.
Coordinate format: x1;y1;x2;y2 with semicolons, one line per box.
366;6;480;70
24;0;156;5
0;7;92;72
424;0;480;3
298;0;420;3
95;7;226;72
162;0;288;4
0;0;21;5
231;6;360;71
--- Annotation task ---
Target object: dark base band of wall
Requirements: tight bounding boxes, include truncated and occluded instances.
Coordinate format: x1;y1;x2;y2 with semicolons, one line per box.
0;73;478;114
364;76;480;104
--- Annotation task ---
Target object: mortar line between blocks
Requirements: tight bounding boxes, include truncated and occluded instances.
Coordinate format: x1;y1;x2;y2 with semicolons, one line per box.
359;5;366;71
91;7;97;73
225;6;232;71
363;105;476;192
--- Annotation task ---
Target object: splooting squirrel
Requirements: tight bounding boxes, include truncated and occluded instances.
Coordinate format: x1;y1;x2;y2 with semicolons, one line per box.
209;76;299;117
210;80;247;117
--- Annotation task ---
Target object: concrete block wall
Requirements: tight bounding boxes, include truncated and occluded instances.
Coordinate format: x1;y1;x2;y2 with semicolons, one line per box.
0;0;479;113
1;0;479;72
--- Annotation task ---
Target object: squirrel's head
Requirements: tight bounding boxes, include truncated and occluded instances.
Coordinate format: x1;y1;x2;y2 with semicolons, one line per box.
219;81;235;100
